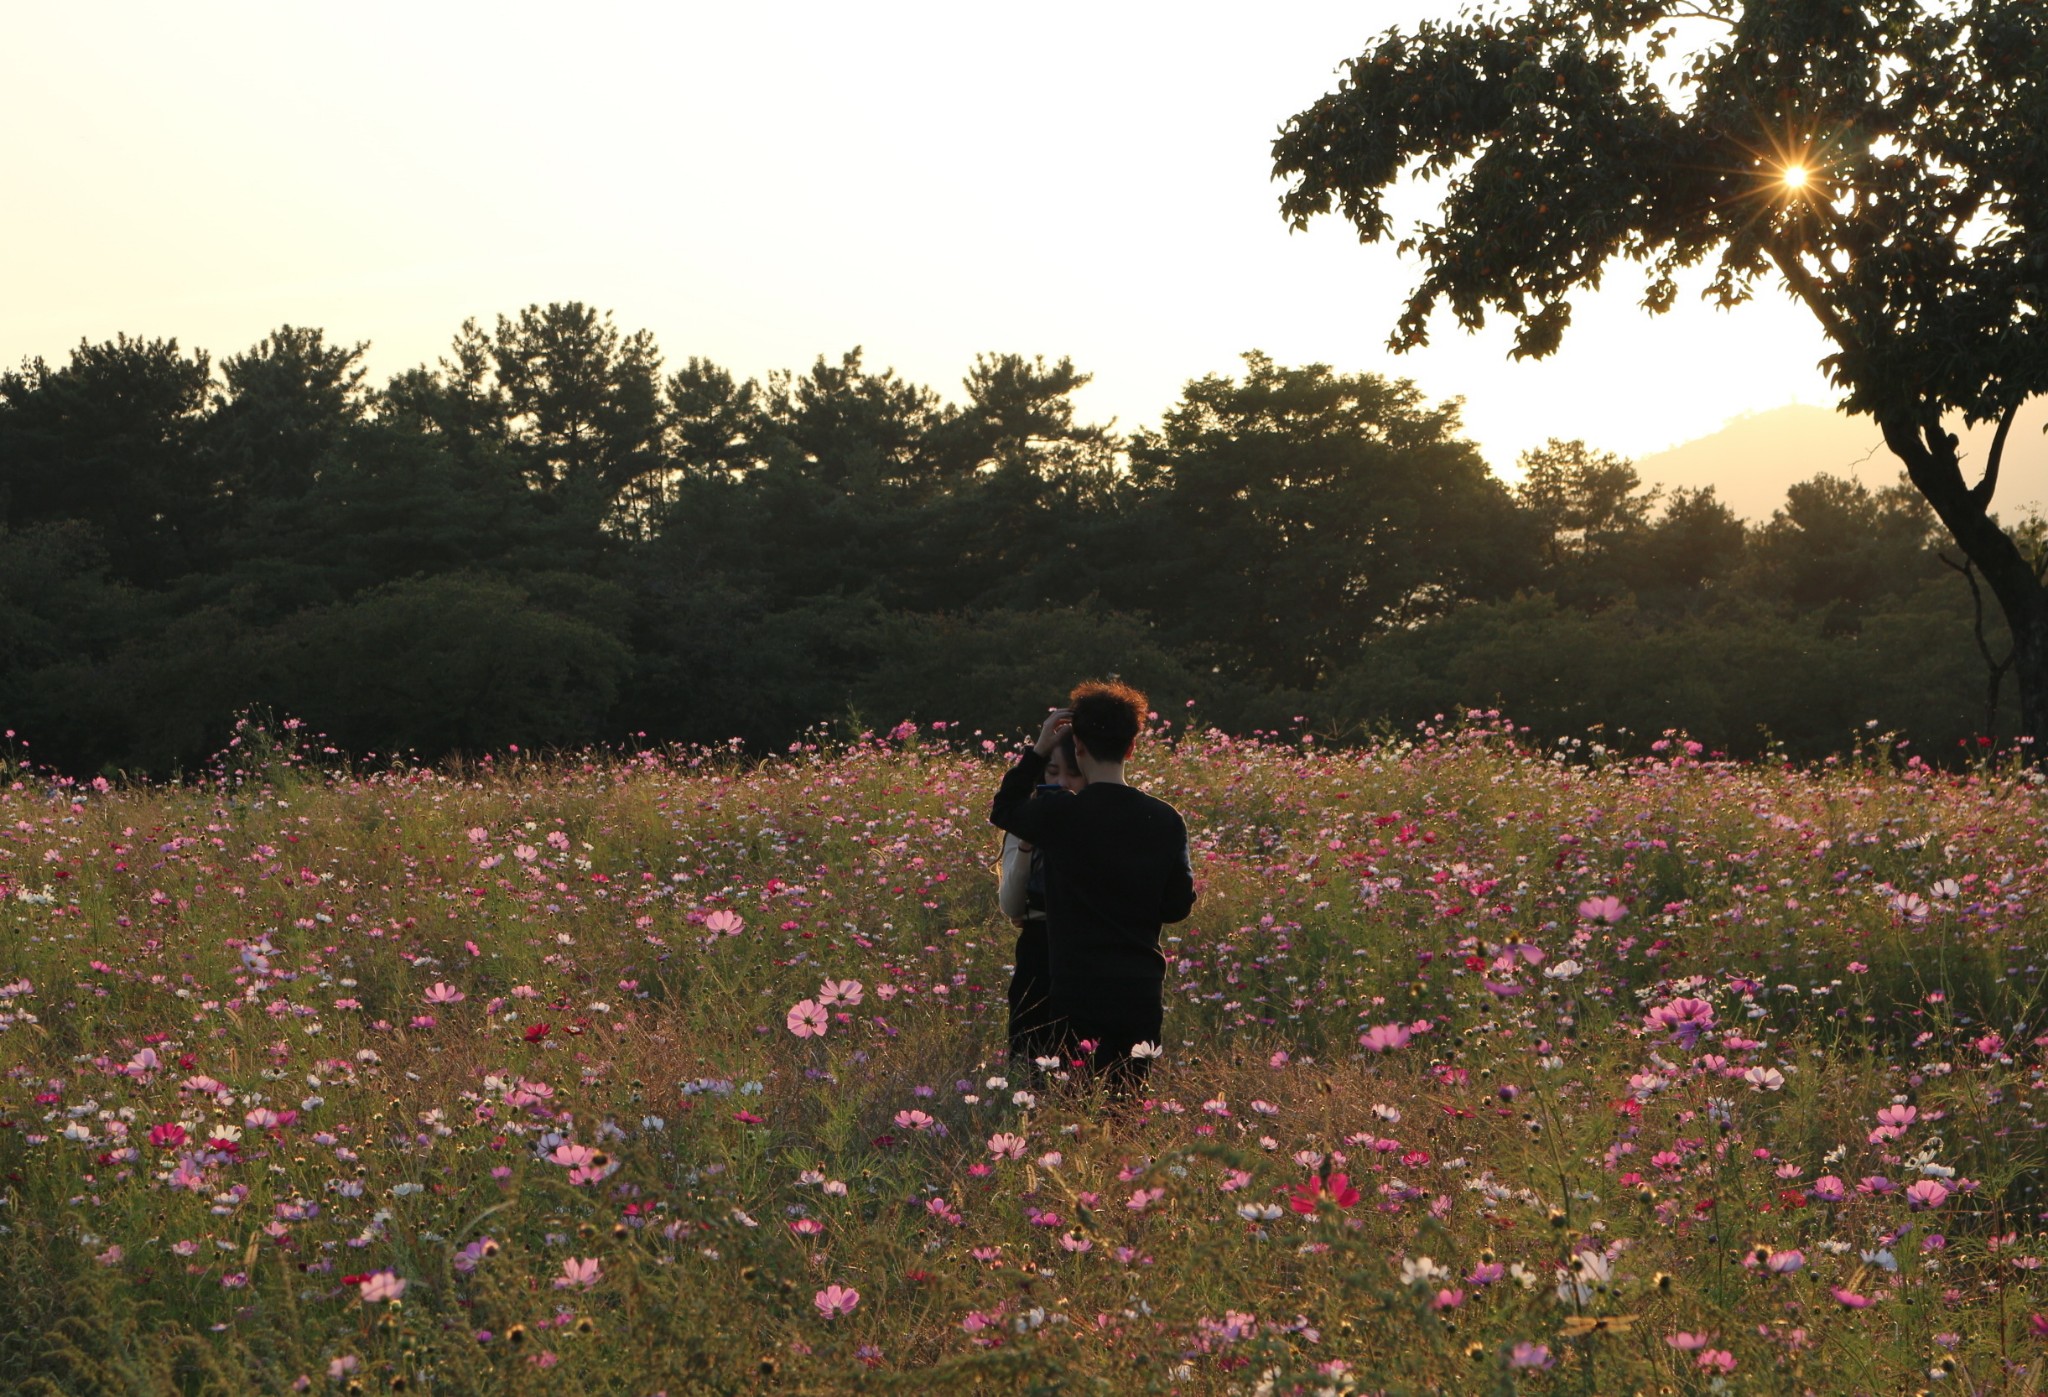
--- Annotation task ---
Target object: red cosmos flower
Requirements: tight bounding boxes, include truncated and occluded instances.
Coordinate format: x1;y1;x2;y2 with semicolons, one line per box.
1288;1173;1361;1215
149;1122;187;1149
524;1023;551;1043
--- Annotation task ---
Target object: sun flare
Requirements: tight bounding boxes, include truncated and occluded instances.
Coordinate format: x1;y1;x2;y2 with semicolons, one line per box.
1782;164;1809;189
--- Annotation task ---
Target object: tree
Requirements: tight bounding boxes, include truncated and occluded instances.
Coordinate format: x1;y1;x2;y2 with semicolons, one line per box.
1516;439;1658;566
1104;353;1535;689
1273;0;2048;736
0;335;215;584
1743;472;1941;631
206;325;369;511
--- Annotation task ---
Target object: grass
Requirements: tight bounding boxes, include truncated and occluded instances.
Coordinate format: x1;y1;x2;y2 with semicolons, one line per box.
4;714;2048;1394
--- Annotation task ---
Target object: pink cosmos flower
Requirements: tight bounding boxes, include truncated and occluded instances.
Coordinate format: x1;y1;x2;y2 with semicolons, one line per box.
1906;1180;1951;1211
1508;1343;1553;1370
814;1283;860;1318
1763;1248;1805;1275
818;978;863;1007
1577;895;1627;924
987;1132;1028;1160
1810;1175;1848;1202
1697;1350;1736;1374
423;982;465;1005
549;1142;600;1169
359;1271;406;1304
786;999;828;1038
1665;1332;1712;1352
1876;1104;1917;1129
554;1257;602;1290
1832;1286;1875;1308
894;1109;935;1132
704;910;744;936
149;1122;187;1150
1358;1023;1412;1053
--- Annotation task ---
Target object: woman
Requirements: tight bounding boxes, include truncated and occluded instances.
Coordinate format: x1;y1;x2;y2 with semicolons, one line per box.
996;733;1084;1070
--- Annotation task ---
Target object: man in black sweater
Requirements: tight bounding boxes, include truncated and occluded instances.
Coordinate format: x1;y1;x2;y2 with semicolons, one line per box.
989;681;1196;1090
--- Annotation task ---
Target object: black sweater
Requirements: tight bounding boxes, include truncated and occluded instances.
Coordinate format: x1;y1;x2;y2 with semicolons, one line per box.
989;750;1196;999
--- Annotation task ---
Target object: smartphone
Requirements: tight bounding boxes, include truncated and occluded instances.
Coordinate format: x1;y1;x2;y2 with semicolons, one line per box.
1034;783;1065;796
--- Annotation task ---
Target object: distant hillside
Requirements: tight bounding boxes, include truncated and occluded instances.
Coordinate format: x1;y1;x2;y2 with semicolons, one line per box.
1632;402;2048;522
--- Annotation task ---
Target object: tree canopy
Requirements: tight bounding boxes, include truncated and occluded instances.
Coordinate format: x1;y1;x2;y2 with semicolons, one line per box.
1273;0;2048;733
0;304;2024;772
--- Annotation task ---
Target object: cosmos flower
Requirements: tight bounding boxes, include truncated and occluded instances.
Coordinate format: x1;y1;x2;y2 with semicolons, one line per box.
814;1284;860;1318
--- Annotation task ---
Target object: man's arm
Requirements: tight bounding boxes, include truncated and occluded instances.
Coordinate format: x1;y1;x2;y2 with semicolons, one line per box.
991;749;1051;839
990;709;1076;843
1160;822;1196;925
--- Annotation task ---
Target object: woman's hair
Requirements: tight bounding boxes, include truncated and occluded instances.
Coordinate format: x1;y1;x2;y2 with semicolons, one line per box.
1068;680;1147;762
1054;732;1080;772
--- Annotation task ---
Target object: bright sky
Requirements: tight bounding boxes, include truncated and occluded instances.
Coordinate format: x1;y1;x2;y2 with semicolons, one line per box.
0;1;1846;473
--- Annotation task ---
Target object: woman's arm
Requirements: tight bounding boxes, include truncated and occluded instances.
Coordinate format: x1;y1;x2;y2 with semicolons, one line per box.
996;834;1032;922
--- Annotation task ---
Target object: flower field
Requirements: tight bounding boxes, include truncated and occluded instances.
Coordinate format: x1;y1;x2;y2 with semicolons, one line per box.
6;716;2048;1394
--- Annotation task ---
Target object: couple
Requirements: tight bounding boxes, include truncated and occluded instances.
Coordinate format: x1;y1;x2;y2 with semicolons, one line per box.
990;680;1196;1092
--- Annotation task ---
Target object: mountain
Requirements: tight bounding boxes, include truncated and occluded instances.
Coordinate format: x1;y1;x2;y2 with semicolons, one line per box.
1631;402;2048;523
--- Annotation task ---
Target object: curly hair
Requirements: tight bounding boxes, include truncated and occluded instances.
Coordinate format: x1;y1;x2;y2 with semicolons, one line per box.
1068;680;1148;762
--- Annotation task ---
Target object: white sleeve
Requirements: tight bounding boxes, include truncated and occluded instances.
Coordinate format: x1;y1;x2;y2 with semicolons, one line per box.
997;835;1032;921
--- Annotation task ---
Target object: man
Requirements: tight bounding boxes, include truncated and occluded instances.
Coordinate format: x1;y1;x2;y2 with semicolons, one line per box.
989;680;1196;1090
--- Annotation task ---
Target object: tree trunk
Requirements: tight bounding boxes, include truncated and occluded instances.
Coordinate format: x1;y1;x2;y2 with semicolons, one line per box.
2016;625;2048;752
1881;408;2047;750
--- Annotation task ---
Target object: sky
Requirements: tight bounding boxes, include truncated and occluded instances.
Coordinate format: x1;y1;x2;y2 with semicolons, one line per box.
1;1;1854;475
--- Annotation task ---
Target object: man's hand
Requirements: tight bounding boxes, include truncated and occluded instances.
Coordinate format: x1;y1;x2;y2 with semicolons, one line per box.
1034;708;1073;757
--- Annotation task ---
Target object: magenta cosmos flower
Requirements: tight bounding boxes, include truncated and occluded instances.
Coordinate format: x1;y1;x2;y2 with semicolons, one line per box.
1644;997;1715;1045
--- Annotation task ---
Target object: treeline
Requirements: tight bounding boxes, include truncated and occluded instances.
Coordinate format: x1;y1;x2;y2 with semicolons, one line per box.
0;303;2021;774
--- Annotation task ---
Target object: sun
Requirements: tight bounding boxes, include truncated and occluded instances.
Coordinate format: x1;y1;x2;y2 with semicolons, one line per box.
1782;164;1809;189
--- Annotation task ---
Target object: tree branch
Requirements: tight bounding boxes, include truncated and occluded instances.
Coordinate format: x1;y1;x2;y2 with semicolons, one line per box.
1765;245;1852;351
1942;550;2016;739
1971;397;2025;509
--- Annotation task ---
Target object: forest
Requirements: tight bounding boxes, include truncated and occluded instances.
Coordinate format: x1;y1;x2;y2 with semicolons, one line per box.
0;302;2023;774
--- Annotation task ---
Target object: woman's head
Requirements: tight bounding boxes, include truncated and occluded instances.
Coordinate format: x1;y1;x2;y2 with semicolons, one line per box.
1043;734;1087;792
